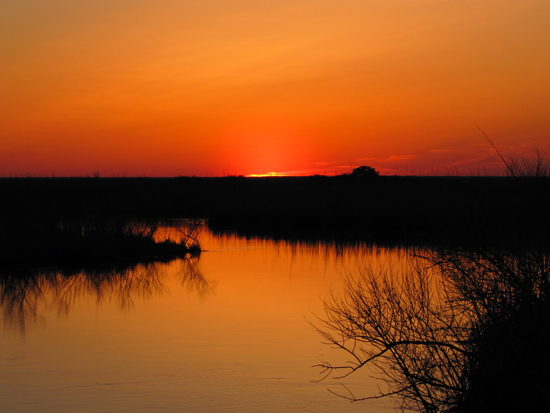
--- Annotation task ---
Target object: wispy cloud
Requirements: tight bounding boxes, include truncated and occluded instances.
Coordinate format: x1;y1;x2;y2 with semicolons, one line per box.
377;155;416;163
429;148;456;153
356;155;415;164
439;154;496;168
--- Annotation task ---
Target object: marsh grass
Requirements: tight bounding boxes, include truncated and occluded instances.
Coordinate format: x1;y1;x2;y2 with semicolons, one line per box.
508;149;550;177
1;175;549;248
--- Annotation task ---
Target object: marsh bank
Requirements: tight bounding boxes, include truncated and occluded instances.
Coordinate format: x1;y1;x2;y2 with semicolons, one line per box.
1;176;549;248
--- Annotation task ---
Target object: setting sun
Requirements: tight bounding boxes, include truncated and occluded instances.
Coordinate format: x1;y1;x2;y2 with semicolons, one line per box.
218;122;319;176
247;172;287;177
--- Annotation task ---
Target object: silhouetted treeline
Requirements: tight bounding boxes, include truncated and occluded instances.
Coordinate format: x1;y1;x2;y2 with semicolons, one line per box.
1;175;549;247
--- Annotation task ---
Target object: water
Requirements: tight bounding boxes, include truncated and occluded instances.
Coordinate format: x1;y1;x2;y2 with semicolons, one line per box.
0;229;403;412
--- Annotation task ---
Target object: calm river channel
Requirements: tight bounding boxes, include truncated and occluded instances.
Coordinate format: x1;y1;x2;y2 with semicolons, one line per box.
1;228;406;412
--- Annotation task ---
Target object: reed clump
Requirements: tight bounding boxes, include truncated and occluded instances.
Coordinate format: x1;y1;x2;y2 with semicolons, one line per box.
508;149;550;177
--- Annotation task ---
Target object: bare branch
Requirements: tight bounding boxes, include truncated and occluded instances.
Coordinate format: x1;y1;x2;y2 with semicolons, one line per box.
314;247;550;412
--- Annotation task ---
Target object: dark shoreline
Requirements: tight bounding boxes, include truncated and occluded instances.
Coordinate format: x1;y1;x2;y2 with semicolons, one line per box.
0;215;201;269
1;175;549;249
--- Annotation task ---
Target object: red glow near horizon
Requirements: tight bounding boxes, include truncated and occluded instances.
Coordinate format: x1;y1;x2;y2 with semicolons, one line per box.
1;1;550;177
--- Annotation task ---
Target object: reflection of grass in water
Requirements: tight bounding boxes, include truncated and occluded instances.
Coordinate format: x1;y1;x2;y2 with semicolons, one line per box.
0;255;213;335
175;256;215;298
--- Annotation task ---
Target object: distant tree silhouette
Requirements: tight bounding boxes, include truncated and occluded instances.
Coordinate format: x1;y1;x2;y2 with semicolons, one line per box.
351;165;380;178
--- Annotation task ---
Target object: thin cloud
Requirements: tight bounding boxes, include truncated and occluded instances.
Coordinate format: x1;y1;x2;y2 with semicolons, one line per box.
355;155;415;164
377;155;416;163
441;154;496;168
429;148;456;153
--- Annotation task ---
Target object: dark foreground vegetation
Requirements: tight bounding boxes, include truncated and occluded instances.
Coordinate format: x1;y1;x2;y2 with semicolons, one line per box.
0;214;201;268
1;175;549;248
314;246;550;412
1;174;549;411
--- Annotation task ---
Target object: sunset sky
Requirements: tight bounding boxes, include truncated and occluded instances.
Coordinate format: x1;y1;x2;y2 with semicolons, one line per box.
1;0;549;177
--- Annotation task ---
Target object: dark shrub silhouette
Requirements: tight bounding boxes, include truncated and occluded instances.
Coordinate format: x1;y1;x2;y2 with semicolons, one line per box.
351;165;380;178
314;248;550;412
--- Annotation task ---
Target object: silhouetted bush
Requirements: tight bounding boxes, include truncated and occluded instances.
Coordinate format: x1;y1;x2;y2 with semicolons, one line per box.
351;165;380;178
314;247;550;412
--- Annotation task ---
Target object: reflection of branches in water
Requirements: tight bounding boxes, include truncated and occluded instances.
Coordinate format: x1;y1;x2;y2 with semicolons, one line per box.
0;263;166;334
175;256;216;297
52;264;166;313
0;269;49;333
1;254;214;334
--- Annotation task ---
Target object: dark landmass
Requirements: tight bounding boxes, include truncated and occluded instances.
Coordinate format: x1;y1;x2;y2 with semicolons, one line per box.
1;175;549;249
2;176;549;411
0;215;200;268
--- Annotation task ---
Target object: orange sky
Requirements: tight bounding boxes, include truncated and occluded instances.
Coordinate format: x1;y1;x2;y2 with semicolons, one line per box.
1;0;549;176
